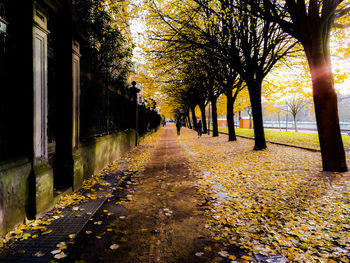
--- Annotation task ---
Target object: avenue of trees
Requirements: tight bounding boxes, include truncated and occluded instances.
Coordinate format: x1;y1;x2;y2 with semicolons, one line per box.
142;0;349;172
246;0;349;171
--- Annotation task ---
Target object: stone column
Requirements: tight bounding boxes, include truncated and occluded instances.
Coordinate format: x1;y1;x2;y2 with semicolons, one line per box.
72;40;81;149
33;6;49;163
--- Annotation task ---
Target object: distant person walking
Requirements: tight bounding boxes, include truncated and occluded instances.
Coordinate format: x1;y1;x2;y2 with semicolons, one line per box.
176;120;182;136
197;120;203;138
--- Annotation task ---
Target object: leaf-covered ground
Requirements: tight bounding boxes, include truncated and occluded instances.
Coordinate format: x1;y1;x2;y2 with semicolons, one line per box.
0;132;159;256
63;126;232;263
218;127;350;151
2;126;350;262
179;128;350;262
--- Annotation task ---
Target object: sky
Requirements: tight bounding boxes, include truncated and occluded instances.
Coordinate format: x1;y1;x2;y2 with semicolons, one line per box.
333;59;350;95
129;0;146;63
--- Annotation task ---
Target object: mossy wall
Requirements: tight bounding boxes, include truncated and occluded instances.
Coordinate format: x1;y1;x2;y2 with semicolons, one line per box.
0;129;137;236
0;158;31;236
35;165;54;215
73;129;136;190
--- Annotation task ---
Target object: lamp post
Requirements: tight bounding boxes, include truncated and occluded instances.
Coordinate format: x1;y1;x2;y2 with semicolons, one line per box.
130;81;140;146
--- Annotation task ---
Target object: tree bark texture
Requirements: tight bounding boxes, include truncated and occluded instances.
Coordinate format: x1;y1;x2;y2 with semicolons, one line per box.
199;103;207;133
226;90;236;141
191;107;197;130
211;99;219;137
293;114;298;133
248;83;266;150
186;112;192;129
305;44;347;172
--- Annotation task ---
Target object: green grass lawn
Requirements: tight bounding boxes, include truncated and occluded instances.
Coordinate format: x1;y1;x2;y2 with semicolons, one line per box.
217;127;350;150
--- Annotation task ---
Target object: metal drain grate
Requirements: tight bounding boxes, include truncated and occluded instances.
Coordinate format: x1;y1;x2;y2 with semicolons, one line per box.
0;172;126;263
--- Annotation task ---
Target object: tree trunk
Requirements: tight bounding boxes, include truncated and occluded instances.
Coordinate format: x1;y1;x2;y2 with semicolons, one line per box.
187;112;192;129
293;114;298;132
191;107;197;130
226;90;236;141
211;98;219;137
248;82;266;150
304;44;347;172
199;103;207;133
238;111;241;128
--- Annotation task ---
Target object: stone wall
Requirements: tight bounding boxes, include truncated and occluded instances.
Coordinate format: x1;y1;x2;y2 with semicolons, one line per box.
0;158;31;236
73;129;137;190
0;129;137;236
35;164;54;216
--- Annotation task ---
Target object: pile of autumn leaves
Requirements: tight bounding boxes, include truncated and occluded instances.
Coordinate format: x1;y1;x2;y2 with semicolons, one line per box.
179;129;350;262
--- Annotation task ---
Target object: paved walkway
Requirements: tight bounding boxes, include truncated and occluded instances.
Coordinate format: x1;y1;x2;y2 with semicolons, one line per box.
64;126;226;262
0;126;228;263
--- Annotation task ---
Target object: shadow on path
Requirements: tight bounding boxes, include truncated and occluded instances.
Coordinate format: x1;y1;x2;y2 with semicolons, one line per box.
65;126;232;263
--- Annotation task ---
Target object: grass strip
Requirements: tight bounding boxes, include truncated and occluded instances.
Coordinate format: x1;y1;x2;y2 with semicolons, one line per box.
217;127;350;150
